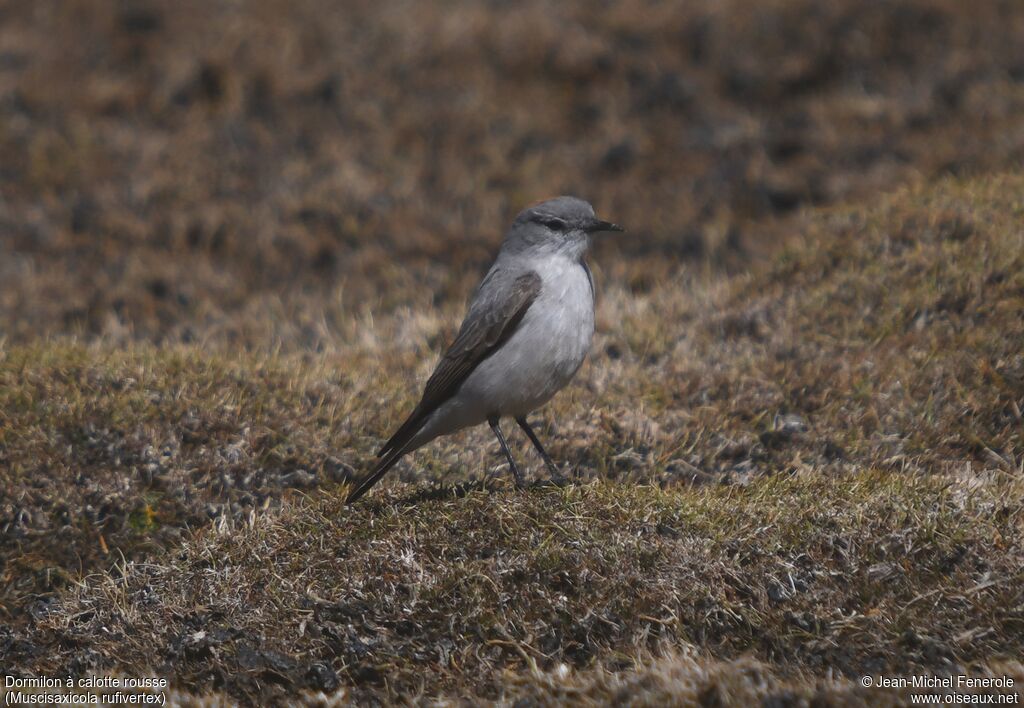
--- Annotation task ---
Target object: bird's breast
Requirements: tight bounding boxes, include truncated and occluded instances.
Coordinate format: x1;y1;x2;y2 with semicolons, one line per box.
451;255;595;419
533;256;595;368
502;257;594;397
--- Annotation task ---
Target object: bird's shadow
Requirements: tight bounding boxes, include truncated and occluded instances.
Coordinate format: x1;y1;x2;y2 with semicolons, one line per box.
375;473;574;509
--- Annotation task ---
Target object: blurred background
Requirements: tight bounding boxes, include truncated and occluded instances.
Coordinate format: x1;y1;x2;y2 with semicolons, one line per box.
3;5;1024;697
1;0;1023;347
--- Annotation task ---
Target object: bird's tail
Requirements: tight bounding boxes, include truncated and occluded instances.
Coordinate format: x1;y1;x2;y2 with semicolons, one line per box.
345;445;409;504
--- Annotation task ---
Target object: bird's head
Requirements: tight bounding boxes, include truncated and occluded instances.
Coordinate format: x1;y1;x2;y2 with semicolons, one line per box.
505;196;623;259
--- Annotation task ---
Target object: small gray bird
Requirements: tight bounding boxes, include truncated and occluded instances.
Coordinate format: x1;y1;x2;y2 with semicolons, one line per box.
346;196;623;503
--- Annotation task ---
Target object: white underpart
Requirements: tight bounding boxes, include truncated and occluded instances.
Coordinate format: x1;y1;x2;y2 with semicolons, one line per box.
407;252;594;449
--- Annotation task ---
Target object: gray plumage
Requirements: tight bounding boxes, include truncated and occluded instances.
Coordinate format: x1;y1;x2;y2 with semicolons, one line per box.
346;196;622;503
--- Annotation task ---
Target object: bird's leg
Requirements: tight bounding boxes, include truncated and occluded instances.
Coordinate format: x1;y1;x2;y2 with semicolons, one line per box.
488;417;524;489
515;416;565;482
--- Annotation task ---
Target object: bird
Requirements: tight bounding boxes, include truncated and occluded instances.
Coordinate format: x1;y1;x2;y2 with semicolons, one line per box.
345;196;623;504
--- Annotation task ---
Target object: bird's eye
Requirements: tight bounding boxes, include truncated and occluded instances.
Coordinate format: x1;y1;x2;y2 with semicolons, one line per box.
538;216;568;231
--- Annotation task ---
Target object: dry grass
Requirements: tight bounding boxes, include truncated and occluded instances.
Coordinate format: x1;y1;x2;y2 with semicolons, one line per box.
12;474;1024;703
502;653;1024;707
3;172;1023;703
3;0;1024;703
2;0;1024;344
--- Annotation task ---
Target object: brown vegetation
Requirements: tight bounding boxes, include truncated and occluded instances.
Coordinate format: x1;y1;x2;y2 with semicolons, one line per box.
4;174;1023;703
2;0;1024;704
2;0;1023;344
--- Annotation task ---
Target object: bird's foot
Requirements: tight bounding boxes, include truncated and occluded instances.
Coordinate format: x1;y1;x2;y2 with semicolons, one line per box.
508;462;526;491
547;465;569;486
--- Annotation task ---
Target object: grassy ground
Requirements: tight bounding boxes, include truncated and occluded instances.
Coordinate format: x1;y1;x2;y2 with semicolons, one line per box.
3;173;1022;703
2;0;1024;704
13;475;1024;704
2;0;1024;344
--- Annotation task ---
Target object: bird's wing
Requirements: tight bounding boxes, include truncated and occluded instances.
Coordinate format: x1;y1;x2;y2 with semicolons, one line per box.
376;268;542;459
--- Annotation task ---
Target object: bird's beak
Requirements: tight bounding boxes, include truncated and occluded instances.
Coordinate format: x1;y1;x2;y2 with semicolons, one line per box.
588;219;625;234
